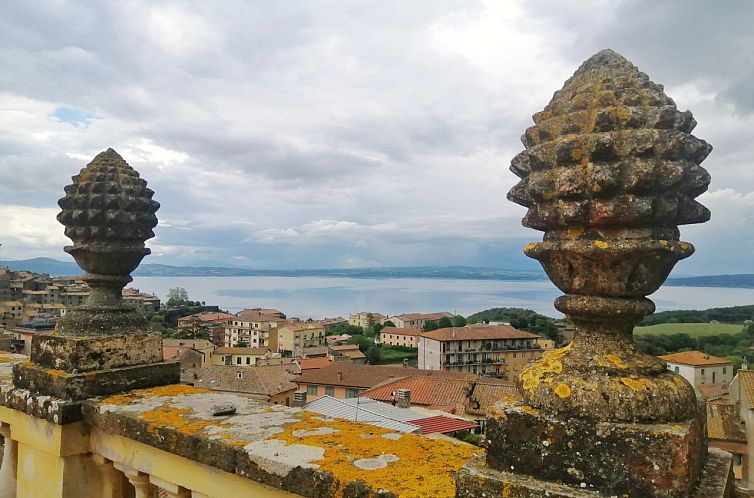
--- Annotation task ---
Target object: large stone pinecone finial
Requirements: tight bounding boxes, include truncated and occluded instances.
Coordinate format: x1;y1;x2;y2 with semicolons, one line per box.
508;49;711;422
56;148;160;335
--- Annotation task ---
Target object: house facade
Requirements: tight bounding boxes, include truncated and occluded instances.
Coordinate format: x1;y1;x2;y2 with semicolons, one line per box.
379;326;422;348
391;312;453;329
418;324;542;380
659;351;734;395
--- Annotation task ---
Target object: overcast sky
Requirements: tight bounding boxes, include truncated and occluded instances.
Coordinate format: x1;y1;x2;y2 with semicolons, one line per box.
1;0;752;274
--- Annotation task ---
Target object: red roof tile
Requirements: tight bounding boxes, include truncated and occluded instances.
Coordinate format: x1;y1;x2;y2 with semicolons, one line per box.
408;416;478;435
421;324;539;342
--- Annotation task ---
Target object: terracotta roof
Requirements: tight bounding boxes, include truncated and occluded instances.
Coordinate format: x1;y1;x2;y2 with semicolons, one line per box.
363;375;476;411
706;403;746;442
698;383;729;401
178;312;233;323
338;350;366;360
421;324;540;342
330;344;360;351
394;312;453;322
380;326;422;337
659;351;733;367
303;346;329;357
215;347;269;355
234;309;285;322
192;364;298;396
408;416;478;435
297;363;420;389
467;380;521;415
298;358;333;370
738;370;754;409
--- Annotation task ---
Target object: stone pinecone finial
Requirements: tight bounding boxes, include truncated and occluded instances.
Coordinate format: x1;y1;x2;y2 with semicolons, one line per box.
507;49;711;423
56;148;159;335
57;148;159;252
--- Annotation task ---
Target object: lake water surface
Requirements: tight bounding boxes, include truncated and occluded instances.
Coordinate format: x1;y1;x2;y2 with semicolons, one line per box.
130;276;754;320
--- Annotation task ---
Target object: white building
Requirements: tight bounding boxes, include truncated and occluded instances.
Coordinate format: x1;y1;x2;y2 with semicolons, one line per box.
659;351;733;395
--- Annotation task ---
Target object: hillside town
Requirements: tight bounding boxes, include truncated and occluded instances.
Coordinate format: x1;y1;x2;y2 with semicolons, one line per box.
4;265;754;489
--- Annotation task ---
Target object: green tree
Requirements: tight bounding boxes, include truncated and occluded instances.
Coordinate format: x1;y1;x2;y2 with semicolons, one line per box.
452;315;467;327
383;320;395;327
437;316;453;329
423;320;439;331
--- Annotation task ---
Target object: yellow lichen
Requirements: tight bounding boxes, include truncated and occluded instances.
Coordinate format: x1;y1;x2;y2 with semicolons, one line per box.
519;406;540;417
596;354;627;370
592;240;609;249
658;240;668;246
620;377;653;391
501;482;512;497
523;243;538;252
554;383;571;398
679;242;689;250
139;404;229;436
520;343;572;392
270;412;476;498
592;183;602;193
102;384;211;405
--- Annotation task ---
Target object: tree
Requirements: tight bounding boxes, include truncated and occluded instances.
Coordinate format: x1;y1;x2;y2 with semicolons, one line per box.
452;315;467;327
166;287;193;307
437;316;453;329
423;320;439;332
383;320;395;327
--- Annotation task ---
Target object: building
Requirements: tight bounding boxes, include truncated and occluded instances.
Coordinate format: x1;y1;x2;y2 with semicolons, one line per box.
659;351;734;395
223;308;285;348
191;364;299;406
177;311;233;345
379;326;422;348
418;324;542;380
724;368;754;489
162;338;217;369
296;363;419;401
706;402;747;485
270;322;326;356
329;344;367;364
10;319;56;355
348;312;386;329
213;346;272;366
391;311;453;329
121;288;161;313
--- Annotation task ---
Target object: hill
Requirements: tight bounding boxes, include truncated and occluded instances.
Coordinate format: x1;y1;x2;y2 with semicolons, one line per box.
666;274;754;288
634;322;743;338
639;304;754;325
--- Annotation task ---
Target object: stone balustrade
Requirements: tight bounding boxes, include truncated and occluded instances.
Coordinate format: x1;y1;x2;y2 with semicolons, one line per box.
0;351;479;497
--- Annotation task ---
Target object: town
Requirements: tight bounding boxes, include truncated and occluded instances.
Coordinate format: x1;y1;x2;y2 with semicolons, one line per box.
2;263;754;491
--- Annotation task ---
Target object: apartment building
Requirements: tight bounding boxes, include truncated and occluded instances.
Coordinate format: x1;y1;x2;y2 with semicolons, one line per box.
348;312;386;329
270;323;326;356
379;326;422;348
418;324;542;380
223;308;285;347
213;346;272;366
391;312;453;329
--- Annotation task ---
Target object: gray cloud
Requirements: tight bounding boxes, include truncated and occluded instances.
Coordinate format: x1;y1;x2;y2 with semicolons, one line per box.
0;0;752;274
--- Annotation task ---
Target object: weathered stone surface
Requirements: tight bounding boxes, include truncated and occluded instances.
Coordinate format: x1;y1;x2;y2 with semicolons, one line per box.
457;450;734;498
83;386;476;497
12;361;179;401
30;333;163;372
55;148;159;336
507;49;710;423
485;401;706;496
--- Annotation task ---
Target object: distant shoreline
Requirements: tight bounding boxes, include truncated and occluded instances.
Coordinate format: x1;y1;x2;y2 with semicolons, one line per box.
3;257;754;289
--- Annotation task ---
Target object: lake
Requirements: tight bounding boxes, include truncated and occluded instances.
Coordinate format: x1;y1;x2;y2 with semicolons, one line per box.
130;276;754;319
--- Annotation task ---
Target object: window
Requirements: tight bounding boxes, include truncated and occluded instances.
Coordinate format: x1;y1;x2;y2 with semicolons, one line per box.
674;366;679;373
237;372;244;379
325;386;334;396
345;388;359;398
701;368;705;375
306;385;318;395
246;357;251;365
236;357;241;365
723;367;727;374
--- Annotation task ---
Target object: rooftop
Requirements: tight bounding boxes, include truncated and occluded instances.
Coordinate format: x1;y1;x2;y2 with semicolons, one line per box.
380;326;422;336
297;363;420;389
659;351;733;367
394;312;453;321
706;403;746;442
192;364;299;396
420;324;540;342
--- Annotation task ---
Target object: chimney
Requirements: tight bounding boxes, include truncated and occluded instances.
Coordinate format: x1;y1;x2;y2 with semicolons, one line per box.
292;390;307;407
403;358;408;367
337;370;343;381
742;359;749;371
396;388;411;409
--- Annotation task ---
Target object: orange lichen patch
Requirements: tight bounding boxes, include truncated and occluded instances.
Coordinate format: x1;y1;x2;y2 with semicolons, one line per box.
563;227;584;239
596;354;627;370
520;343;572;392
0;354;22;363
554;383;572;398
139;404;229;436
592;240;609;249
620;377;654;391
523;243;538;253
271;413;477;498
679;242;690;250
592;183;602;193
44;368;67;379
658;240;669;246
519;405;540;417
501;481;512;497
102;384;211;405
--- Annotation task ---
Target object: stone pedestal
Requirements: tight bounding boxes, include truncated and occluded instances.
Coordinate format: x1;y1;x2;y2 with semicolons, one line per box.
484;401;707;497
8;332;179;423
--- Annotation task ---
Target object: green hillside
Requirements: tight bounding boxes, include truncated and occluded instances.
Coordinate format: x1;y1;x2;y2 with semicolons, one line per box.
634;322;744;338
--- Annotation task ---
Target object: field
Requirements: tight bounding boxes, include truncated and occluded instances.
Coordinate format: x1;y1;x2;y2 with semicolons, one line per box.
634;322;744;337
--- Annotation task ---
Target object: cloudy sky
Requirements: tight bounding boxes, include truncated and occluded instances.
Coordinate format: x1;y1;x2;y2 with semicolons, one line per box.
1;0;753;274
